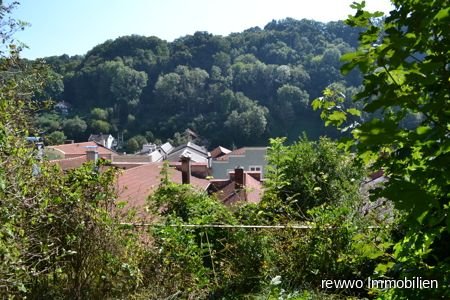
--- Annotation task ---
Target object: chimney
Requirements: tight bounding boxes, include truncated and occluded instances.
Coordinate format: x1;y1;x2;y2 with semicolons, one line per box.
85;145;98;162
234;166;245;190
180;154;191;184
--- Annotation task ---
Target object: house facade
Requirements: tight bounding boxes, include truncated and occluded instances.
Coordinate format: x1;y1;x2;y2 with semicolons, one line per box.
210;147;267;179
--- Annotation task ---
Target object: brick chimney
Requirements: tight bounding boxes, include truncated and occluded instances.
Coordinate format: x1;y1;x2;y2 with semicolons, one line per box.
85;145;98;162
234;166;245;190
180;154;191;184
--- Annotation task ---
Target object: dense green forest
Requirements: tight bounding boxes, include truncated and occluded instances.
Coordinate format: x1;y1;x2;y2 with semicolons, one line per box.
35;18;363;149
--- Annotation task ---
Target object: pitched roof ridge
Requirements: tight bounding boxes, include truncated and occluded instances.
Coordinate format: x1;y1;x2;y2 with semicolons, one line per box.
215;147;246;160
51;155;85;162
48;141;116;155
122;162;164;173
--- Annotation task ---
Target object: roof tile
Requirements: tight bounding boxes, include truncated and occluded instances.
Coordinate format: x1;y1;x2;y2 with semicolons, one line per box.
48;141;115;157
117;163;210;218
215;147;246;161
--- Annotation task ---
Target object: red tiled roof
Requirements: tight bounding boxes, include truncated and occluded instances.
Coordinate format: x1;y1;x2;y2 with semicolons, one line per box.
209;172;263;205
218;182;242;205
48;142;115;157
117;163;210;217
215;147;246;161
210;146;231;159
244;173;263;203
50;155;87;170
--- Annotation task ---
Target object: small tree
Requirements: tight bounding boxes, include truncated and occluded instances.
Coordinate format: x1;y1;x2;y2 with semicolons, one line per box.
46;130;66;145
262;136;364;220
90;119;111;133
90;107;109;120
63;116;87;139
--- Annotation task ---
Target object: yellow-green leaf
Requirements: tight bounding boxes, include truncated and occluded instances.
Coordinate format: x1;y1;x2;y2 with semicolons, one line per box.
347;108;361;116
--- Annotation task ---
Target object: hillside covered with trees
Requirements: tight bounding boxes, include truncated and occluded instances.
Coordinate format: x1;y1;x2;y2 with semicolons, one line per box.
35;18;363;149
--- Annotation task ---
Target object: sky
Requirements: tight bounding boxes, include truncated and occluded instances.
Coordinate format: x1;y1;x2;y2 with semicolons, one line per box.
13;0;393;59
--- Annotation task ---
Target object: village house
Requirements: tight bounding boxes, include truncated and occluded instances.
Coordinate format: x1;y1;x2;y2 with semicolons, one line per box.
210;145;231;159
54;101;71;116
88;133;117;150
47;141;115;160
210;147;267;179
136;142;174;160
47;142;115;170
166;141;210;164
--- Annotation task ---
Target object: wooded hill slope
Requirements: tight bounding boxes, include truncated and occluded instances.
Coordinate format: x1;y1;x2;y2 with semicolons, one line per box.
36;18;363;150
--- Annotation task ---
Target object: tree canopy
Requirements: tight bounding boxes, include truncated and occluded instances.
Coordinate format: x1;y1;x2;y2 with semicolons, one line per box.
36;18;363;148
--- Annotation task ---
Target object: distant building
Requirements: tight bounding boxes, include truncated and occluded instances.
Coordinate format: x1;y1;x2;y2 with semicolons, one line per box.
184;128;199;142
47;142;115;170
47;141;115;160
210;147;267;179
88;134;116;150
110;142;174;169
139;143;158;155
166;141;210;164
128;142;174;162
210;146;231;159
138;142;174;160
54;101;71;116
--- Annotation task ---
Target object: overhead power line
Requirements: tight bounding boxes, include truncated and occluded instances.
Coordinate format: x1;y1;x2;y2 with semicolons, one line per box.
118;223;382;229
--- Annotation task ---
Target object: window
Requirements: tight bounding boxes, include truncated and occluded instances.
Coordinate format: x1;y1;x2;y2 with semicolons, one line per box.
249;165;262;172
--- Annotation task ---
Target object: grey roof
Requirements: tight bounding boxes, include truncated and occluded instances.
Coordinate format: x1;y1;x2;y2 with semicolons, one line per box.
160;142;173;154
169;142;208;155
166;142;209;163
167;149;208;163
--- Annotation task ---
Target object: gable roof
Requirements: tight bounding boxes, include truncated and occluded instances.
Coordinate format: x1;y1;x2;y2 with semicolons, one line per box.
170;141;208;155
214;147;246;161
208;172;263;205
48;141;115;157
210;146;231;159
117;163;210;217
160;142;174;154
166;142;210;162
244;173;263;203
